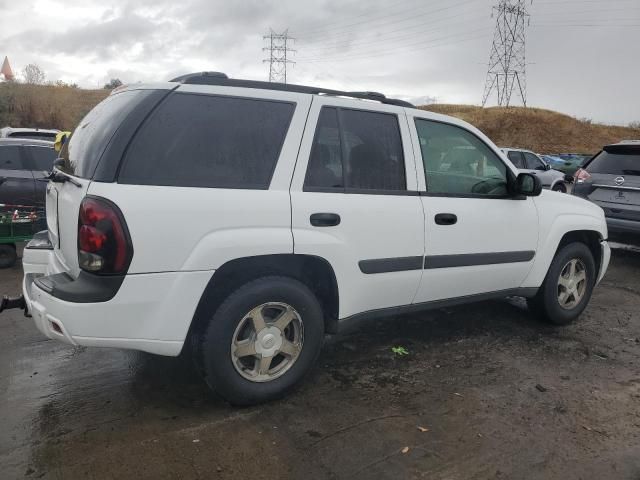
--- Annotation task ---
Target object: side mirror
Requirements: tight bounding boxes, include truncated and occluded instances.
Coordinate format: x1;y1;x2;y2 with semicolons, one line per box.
544;163;551;171
515;173;542;197
53;158;65;170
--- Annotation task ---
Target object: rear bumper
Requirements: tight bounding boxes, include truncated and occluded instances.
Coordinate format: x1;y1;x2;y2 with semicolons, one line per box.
605;217;640;235
22;248;213;356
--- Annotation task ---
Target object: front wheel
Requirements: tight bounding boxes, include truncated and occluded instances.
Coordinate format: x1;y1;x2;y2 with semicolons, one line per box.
527;242;596;325
552;182;567;193
198;276;324;405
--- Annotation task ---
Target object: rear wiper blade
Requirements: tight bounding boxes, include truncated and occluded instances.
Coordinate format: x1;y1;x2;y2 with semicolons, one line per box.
37;170;82;188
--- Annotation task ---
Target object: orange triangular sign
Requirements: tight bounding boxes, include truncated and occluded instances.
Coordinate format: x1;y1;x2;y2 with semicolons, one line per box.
1;56;14;80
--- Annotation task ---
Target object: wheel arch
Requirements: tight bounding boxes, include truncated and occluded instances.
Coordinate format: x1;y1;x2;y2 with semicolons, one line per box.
522;220;605;289
188;254;340;342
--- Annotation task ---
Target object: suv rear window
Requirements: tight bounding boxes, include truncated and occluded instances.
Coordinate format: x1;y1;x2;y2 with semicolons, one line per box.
9;132;56;140
119;93;295;189
59;90;153;178
587;150;640;176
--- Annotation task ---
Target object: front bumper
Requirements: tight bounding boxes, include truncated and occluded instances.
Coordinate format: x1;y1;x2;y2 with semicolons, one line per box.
22;246;213;356
598;239;611;285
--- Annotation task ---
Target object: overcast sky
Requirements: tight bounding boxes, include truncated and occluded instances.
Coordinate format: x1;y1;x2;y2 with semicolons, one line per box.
0;0;638;124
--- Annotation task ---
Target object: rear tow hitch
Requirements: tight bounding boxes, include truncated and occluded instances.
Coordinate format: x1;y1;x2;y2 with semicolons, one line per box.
0;295;28;316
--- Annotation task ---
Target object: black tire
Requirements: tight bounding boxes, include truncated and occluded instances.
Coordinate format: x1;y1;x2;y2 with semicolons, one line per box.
552;182;567;193
527;242;596;325
198;276;324;405
0;244;17;269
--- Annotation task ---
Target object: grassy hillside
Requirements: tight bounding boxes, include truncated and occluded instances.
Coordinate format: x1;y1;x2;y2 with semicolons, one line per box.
421;104;640;154
0;82;109;131
1;84;637;156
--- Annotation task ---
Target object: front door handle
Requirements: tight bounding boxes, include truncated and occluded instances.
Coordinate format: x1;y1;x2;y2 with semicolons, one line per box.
435;213;457;225
310;213;341;227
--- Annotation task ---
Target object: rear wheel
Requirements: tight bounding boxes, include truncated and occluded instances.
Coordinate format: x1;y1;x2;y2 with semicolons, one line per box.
198;276;324;405
552;182;567;193
527;242;595;325
0;244;17;269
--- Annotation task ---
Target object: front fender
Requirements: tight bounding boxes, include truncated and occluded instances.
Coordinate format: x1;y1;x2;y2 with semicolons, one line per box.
521;213;606;288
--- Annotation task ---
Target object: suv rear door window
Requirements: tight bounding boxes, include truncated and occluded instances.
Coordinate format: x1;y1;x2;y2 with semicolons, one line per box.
304;107;406;192
119;93;295;189
59;89;154;178
507;151;525;168
587;150;640;176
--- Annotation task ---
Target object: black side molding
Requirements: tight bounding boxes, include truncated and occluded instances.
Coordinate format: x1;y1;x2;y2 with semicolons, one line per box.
424;251;535;269
34;271;125;303
359;256;423;274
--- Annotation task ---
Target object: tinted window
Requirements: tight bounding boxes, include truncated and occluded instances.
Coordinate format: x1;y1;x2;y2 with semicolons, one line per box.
587;151;640;176
28;146;56;171
59;89;153;178
415;119;508;196
304;107;406;191
524;152;544;170
9;132;56;140
507;151;525;168
305;108;343;188
120;93;294;189
0;146;25;170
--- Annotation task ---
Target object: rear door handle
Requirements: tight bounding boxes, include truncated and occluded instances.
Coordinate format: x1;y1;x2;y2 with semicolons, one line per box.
435;213;457;225
310;213;341;227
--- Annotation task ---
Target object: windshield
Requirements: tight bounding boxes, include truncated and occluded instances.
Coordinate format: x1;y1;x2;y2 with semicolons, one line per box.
58;89;151;178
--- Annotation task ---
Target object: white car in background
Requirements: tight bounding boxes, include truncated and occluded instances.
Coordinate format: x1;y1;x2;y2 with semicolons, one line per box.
502;147;568;192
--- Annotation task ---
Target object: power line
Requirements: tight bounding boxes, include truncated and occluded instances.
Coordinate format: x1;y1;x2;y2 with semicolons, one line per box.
295;0;479;42
263;29;295;83
299;30;492;64
298;6;488;57
482;0;530;108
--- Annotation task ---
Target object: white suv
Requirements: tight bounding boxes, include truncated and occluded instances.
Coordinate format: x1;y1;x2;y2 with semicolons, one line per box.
20;72;610;404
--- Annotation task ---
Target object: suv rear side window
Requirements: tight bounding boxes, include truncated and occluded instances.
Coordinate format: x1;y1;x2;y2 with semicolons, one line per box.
587;150;640;176
304;107;406;192
0;146;25;170
507;151;525;168
119;93;294;189
59;89;154;178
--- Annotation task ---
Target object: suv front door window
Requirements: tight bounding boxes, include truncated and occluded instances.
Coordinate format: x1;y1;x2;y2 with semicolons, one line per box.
410;117;538;303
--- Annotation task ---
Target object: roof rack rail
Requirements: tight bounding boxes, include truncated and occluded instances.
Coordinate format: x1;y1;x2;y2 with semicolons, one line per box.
169;72;415;108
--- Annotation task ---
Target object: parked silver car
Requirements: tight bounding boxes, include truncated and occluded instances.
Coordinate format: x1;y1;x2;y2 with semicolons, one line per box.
502;147;568;192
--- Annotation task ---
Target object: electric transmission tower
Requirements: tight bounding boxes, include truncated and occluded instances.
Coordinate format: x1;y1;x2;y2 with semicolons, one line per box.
263;29;295;83
481;0;530;107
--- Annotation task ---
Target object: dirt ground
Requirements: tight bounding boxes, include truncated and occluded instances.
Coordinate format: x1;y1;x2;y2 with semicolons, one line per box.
2;246;640;479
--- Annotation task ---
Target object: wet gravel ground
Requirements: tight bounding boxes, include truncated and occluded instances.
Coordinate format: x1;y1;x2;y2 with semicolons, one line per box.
2;246;640;479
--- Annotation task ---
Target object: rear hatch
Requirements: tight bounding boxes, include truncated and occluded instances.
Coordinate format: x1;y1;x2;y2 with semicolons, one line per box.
582;144;640;222
49;89;156;276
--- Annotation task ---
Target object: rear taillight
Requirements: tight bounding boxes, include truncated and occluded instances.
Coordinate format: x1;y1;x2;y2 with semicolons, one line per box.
78;196;132;274
574;168;591;183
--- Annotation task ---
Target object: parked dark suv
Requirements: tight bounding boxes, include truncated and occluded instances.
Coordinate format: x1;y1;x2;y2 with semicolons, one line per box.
573;140;640;235
0;138;57;208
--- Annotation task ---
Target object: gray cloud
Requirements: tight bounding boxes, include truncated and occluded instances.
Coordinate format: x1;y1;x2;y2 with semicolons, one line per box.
0;0;638;124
